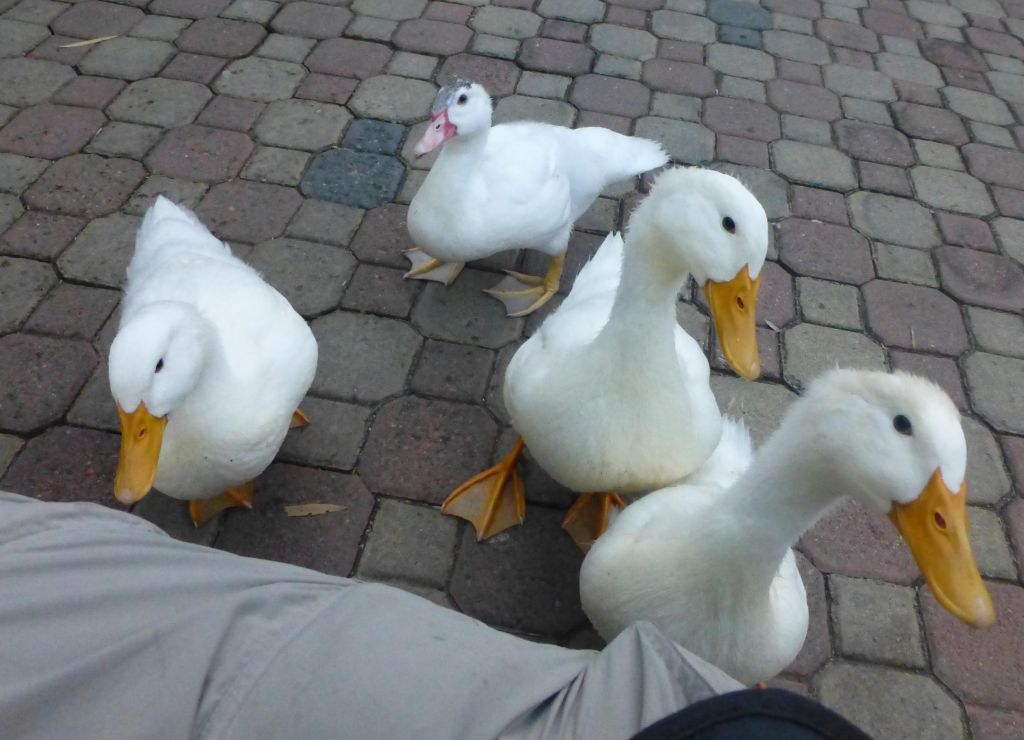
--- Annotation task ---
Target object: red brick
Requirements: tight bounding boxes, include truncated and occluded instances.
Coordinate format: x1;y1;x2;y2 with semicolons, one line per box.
717;134;769;168
51;0;144;38
570;74;650;117
295;74;359;106
643;58;715;96
704;96;780;141
50;76;125;109
425;2;472;23
966;27;1024;59
25;283;118;340
24;154;144;218
767;78;841;120
197;180;301;243
520;37;593;75
778;218;874;284
0;334;96;434
791;185;849;224
0;212;85;260
890;351;968;410
146;125;254;183
934;245;1024;313
936;212;997;251
658;39;704;62
921;38;988;72
393;18;472;55
963;143;1024;189
196;95;265;132
0;104;105;159
863;8;923;39
271;1;353;40
541;19;587;42
160;53;227;85
176;17;266;58
306;38;392;79
862;279;969;355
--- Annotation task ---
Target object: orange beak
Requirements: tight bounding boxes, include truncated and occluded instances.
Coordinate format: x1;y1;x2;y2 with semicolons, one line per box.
703;266;762;381
114;402;167;506
889;470;995;628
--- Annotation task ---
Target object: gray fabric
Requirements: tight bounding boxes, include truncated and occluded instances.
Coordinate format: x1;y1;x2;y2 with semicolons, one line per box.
0;491;741;740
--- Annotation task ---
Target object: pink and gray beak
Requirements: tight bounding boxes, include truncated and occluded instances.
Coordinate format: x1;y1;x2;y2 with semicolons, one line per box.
414;109;457;157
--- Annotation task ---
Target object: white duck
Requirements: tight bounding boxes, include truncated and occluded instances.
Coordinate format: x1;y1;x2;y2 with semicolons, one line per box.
406;79;669;316
581;369;996;685
108;197;318;526
441;168;767;547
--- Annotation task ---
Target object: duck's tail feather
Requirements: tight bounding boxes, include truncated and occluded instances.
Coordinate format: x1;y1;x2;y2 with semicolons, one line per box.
132;196;231;266
569;128;670;188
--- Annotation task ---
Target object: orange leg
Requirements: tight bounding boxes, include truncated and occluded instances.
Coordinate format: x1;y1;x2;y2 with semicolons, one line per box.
441;438;526;540
290;409;310;429
562;492;626;553
189;480;254;527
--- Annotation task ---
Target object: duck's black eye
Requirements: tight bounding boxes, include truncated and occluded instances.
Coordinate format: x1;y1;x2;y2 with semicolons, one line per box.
893;414;912;436
457;93;468;104
155;358;164;373
722;216;736;234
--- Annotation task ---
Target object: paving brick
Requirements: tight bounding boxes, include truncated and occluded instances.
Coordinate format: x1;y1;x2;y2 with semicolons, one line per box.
969;506;1016;577
944;86;1015;125
241;146;309;187
306;38;391;79
175;17;265;59
889;350;967;410
824;64;898;101
962;143;1024;189
849;191;940;248
966;705;1024;740
834;120;915;167
569;73;650;116
935;245;1024;312
149;0;230;18
24;283;118;341
968;307;1024;360
346;14;399;43
0;433;22;478
195;95;264;132
388;51;438;81
246;237;354;317
710;375;798;447
470;5;542;39
360;395;496;503
842;96;894;126
269;1;351;39
157;54;226;86
892;102;969;145
55;212;139;288
965;352;1024;435
86;121;162;159
817;18;881;51
911;166;995;216
353;0;426;20
358;498;459;588
412;269;523;349
1;211;83;260
908;1;967;28
784;323;887;389
310;311;421;402
393;18;471;55
194;183;296;246
816;663;966;739
108;78;212;128
791;185;848;224
130;14;192;42
286;199;364;247
922;581;1024;712
716;134;769;167
830;575;926;667
0;333;96;434
145;125;253;182
215;464;373;576
773;140;857;191
702;96;779;142
252;99;350;151
0;192;21;234
24;155;143;219
214;57;306;102
124;177;209;217
915;139;965;171
492;94;576;126
470;33;519;60
945;67;994;93
255;34;316;64
859;161;912;196
0;104;104;160
706;42;777;82
797;277;861;329
0;17;48;57
519;37;592;75
988;70;1024;103
873;242;937;288
642;58;716;96
0;58;75;107
78;36;175;81
438;53;521;98
863;279;970;354
0;426;118;507
766;78;841;120
0;256;55;334
708;0;771;29
718;26;762;49
349;75;436;124
278;395;370;472
410;339;494;402
50;76;125;110
29;34;92;66
301;148;405;210
348;203;413;267
341;263;421;318
51;1;143;38
450;505;584;636
538;0;605;23
590;23;657;61
763;28;830;63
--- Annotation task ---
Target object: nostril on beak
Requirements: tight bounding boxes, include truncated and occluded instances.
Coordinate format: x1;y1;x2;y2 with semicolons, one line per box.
934;511;946;530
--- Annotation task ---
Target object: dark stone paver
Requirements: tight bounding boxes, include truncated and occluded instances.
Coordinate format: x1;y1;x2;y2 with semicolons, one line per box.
778;218;874;285
301;149;406;209
197;180;301;242
1;211;84;260
24;154;144;219
342;119;406;155
24;283;118;341
357;498;458;589
934;246;1024;313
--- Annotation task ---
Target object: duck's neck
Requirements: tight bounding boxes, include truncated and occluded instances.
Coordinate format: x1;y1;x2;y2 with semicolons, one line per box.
598;225;687;359
714;421;841;585
434;128;489;173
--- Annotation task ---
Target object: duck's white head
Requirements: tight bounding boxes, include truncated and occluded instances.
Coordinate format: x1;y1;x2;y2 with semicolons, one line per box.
795;369;994;627
108;302;211;505
414;79;492;156
630;167;769;380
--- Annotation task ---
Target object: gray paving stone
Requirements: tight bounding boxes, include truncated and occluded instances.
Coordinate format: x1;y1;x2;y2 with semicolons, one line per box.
86;122;162;159
346;14;398;43
107;78;212;127
0;153;45;195
539;0;605;23
594;53;641;80
470;6;542;39
124;176;208;216
710;375;798;446
815;663;966;740
968;506;1016;578
763;29;830;63
784;323;887;389
873;243;938;287
824;64;898;102
709;0;771;29
842;97;893;126
387;51;437;81
256;33;316;64
706;42;777;81
412;269;523;349
517;71;571;99
246;237;356;317
987;70;1024;104
913;139;964;170
349;75;435;123
772;140;857;191
590;23;657;60
797;277;861;330
943;86;1015;125
968;307;1024;359
782;114;832;144
214;57;306;102
0;58;74;107
0;192;22;233
634;116;714;164
129;14;191;41
286;199;364;247
471;33;518;60
964;353;1024;435
241;146;309;186
310;310;421;403
0;434;23;478
651;9;716;43
720;75;766;102
279;396;371;472
55;213;140;288
992;217;1024;265
651;92;701;121
78;36;175;80
0;256;56;334
254;99;350;151
0;17;49;57
907;0;966;26
969;122;1015;150
301;149;405;210
911;167;994;216
830;575;926;668
352;0;426;20
357;498;458;589
849;191;940;248
222;0;279;24
877;52;944;87
493;95;576;127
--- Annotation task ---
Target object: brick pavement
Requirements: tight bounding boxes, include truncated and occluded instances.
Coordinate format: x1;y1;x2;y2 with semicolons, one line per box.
0;0;1022;735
